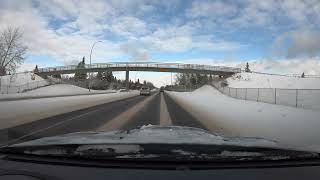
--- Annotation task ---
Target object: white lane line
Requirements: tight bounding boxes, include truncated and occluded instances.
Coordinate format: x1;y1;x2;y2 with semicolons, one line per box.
159;93;172;125
97;93;158;131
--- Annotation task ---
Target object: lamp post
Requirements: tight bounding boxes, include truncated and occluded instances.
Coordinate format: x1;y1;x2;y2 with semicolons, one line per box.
88;40;102;92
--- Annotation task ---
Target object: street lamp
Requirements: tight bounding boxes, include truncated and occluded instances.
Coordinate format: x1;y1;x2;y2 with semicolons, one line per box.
88;40;102;92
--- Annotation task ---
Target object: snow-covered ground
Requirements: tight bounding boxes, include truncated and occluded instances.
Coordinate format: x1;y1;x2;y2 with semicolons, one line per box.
227;72;320;89
167;85;320;152
0;91;139;129
0;72;49;94
0;84;117;100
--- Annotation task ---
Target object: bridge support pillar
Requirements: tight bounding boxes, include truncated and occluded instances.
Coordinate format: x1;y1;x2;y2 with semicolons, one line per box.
125;70;129;90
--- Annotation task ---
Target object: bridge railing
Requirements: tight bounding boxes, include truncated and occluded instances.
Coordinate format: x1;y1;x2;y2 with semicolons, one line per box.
38;63;241;73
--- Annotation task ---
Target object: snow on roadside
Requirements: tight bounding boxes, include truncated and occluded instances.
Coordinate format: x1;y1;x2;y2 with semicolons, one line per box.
0;72;45;86
227;72;320;89
0;72;49;94
166;85;320;152
0;91;139;129
0;84;116;100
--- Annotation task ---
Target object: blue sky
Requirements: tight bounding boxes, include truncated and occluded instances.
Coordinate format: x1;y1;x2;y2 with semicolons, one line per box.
0;0;320;86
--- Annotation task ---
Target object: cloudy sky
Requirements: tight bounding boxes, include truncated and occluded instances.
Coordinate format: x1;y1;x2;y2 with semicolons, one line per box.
1;0;320;86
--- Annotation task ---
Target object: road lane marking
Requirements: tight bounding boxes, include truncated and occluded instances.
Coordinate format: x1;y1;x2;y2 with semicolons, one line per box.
0;95;141;147
97;93;158;131
160;93;172;125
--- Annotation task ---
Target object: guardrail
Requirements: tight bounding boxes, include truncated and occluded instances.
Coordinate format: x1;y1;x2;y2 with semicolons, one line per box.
212;82;320;111
37;62;241;74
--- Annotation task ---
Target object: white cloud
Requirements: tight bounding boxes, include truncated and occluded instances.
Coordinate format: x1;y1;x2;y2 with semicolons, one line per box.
272;30;320;58
187;1;237;18
110;16;148;37
186;0;320;28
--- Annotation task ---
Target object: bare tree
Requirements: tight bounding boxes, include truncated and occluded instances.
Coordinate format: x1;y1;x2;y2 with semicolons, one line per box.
0;27;27;76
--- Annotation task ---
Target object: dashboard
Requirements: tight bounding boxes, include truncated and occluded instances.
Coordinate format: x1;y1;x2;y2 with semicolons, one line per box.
1;154;320;180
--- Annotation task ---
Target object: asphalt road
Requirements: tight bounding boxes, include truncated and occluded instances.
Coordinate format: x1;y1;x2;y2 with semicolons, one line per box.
0;91;207;146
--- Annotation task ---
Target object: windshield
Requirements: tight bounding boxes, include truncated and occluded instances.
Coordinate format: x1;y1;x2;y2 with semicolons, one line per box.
1;0;320;162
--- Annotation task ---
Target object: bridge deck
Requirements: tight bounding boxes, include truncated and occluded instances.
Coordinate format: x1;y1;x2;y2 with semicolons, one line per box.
36;62;241;75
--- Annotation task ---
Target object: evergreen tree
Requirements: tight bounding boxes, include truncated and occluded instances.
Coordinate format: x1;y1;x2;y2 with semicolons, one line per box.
74;57;87;81
53;74;61;79
34;65;38;73
96;71;103;80
245;62;251;72
301;72;305;78
106;71;114;82
190;74;197;87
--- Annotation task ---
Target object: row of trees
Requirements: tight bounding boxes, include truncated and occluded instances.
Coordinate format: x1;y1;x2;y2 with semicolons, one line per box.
175;73;214;88
63;57;154;90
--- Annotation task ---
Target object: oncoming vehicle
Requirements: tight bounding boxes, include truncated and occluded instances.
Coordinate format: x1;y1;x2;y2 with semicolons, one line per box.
160;86;164;92
140;87;151;96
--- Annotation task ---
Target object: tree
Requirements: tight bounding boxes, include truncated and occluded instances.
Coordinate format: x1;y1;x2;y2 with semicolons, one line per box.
0;27;27;76
143;80;147;85
74;57;87;81
53;74;61;79
245;62;251;72
190;74;197;87
301;72;305;78
106;71;114;82
96;71;103;80
34;65;38;73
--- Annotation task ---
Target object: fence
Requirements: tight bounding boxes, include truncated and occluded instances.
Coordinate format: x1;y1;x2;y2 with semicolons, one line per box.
0;80;50;94
212;82;320;111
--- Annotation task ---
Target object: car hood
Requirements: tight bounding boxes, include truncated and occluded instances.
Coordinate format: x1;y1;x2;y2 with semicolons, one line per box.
10;125;279;149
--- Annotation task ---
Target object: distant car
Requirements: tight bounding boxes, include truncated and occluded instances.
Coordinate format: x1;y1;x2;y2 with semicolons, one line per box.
140;87;151;96
160;86;164;92
119;89;128;92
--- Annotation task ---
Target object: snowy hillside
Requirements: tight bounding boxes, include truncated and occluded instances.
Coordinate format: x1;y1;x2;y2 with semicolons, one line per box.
167;85;320;152
227;72;320;89
0;72;46;86
0;84;117;100
0;72;49;93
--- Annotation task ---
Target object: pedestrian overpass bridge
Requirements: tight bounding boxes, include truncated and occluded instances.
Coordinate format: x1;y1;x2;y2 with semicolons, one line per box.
36;62;241;89
36;62;240;75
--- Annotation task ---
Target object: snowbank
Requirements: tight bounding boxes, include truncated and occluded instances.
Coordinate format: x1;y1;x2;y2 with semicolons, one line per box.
0;72;49;93
0;84;116;100
227;72;320;89
0;91;139;129
167;85;320;152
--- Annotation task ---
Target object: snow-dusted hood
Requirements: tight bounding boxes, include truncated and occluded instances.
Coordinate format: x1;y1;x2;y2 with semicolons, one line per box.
11;125;278;148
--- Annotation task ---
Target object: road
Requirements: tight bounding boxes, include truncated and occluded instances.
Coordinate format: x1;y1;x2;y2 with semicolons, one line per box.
0;91;207;146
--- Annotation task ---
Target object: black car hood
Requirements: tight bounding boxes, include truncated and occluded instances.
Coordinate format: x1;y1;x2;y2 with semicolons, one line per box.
10;125;278;148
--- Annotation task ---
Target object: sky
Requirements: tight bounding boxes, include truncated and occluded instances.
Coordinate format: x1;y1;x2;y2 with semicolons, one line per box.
0;0;320;87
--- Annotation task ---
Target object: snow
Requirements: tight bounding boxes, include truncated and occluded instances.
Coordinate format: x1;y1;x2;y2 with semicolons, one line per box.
0;84;116;100
227;72;320;89
0;91;139;129
166;85;320;152
0;72;49;93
